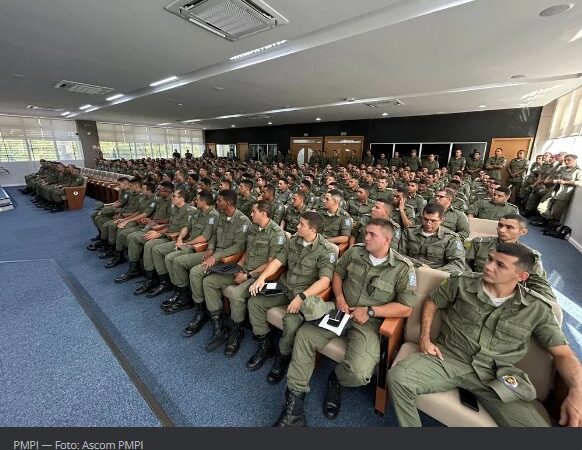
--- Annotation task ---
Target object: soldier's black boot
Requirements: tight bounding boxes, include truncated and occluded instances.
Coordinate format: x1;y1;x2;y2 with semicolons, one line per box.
160;288;179;309
146;273;173;298
87;239;105;251
246;332;275;371
182;301;208;337
105;251;126;268
98;244;115;259
164;286;194;314
205;312;229;352
133;271;159;295
90;234;101;242
115;262;141;283
266;351;292;385
323;371;342;420
224;321;244;357
272;389;307;427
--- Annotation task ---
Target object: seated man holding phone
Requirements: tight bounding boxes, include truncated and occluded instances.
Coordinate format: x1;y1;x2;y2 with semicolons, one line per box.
272;218;417;426
388;243;582;427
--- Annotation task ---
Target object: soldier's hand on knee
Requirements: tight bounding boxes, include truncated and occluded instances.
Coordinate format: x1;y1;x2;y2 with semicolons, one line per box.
287;297;303;314
559;390;582;427
420;337;444;360
249;278;265;296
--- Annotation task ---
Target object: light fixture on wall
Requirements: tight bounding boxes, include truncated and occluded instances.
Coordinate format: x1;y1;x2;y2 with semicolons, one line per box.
149;76;178;87
79;104;92;110
231;124;236;127
382;112;389;116
315;117;321;121
106;94;124;101
268;122;273;125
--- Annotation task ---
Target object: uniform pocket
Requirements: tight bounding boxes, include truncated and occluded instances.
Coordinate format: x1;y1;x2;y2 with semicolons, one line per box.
451;299;481;324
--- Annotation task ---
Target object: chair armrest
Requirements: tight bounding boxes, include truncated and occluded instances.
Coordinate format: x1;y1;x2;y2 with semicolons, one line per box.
265;266;286;282
379;317;406;338
221;252;244;264
544;371;569;423
192;242;208;253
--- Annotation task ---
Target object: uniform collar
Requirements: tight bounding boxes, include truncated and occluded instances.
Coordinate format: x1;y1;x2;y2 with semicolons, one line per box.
356;246;396;266
466;276;531;306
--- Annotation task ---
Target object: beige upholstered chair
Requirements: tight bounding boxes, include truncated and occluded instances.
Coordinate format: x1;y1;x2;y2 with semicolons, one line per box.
468;217;498;239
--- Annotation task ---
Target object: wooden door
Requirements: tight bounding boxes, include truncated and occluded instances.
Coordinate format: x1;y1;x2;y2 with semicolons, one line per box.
237;142;249;161
290;137;323;165
324;136;365;165
489;138;533;186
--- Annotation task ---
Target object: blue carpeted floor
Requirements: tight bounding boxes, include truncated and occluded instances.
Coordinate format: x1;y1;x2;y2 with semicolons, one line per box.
1;186;581;427
0;260;160;426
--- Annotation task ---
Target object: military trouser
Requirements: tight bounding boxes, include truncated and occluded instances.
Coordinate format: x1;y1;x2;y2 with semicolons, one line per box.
387;352;550;427
101;219;119;242
278;313;306;356
172;253;205;288
223;277;256;323
287;320;381;393
524;190;544;213
127;230;149;262
49;188;65;203
151;241;179;275
540;198;570;222
536;189;555;217
248;293;290;336
189;263;209;303
203;273;236;313
165;248;195;284
115;224;141;251
142;238;171;271
508;181;522;205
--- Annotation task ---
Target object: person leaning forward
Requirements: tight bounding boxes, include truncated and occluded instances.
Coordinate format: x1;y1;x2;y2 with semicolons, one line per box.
246;211;337;374
388;243;582;427
272;218;416;427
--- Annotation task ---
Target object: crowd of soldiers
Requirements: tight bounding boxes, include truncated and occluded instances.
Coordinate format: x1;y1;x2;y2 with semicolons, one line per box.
22;147;582;427
18;160;85;212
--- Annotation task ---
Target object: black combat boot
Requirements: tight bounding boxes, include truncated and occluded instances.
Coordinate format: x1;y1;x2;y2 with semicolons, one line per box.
224;321;244;357
114;261;141;283
98;244;116;259
104;251;126;268
87;239;105;251
266;351;292;385
90;233;101;242
323;371;342;420
164;286;194;314
205;311;229;352
246;332;275;371
133;271;159;295
182;301;208;337
146;274;173;298
160;288;179;309
272;389;307;427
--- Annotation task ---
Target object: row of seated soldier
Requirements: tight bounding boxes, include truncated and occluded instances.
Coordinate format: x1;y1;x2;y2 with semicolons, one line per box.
21;151;581;427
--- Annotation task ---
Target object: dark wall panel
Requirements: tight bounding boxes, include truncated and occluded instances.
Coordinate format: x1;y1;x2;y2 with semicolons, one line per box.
205;108;541;155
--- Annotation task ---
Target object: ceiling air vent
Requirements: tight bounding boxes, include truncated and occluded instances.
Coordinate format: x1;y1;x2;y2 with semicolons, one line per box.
54;80;114;95
365;99;404;108
26;105;65;112
165;0;288;41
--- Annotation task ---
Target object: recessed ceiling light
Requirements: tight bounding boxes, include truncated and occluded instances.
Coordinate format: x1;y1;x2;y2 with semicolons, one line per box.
268;122;273;125
315;117;322;121
182;119;201;123
203;127;207;130
231;124;236;127
79;104;92;110
229;40;288;61
157;122;171;126
539;4;574;17
478;105;487;108
510;74;528;79
11;74;25;79
149;76;178;87
381;112;389;116
177;103;183;107
106;93;124;101
213;86;224;91
60;111;70;116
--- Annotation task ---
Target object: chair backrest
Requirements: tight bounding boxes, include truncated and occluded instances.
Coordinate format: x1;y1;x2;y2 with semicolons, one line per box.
468;217;498;239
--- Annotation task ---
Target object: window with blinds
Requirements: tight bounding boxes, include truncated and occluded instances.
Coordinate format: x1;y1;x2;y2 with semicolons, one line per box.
0;115;81;162
549;86;582;139
96;123;204;160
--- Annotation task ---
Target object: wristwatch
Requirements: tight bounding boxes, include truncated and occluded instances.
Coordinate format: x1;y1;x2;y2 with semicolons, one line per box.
298;292;307;301
367;306;375;318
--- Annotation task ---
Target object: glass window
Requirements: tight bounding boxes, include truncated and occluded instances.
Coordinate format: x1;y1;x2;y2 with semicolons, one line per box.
0;138;29;161
100;142;118;159
29;140;58;160
117;142;132;159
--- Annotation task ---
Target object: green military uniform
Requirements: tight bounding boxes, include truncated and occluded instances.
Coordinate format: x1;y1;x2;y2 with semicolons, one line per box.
125;197;172;261
347;198;374;223
467;199;518;220
248;234;337;342
237;193;256;219
348;153;360;166
47;174;84;204
330;155;340;167
369;187;394;202
451;197;468;212
352;214;400;250
406;194;427;219
163;207;218;284
507;157;529;200
101;191;143;243
186;210;251;304
363;154;375;166
539;165;582;221
92;189;131;231
140;204;194;274
422;160;439;173
442;207;470;240
388;272;566;427
287;245;417;392
405;156;422;172
399;225;465;273
282;204;306;235
271;201;285;225
276;189;293;206
465;237;555;303
466;157;483;178
389;156;403;169
377;157;389;167
448;156;466;174
390;204;416;229
485;156;507;181
318;208;353;241
205;220;286;322
114;195;159;251
304;192;318;211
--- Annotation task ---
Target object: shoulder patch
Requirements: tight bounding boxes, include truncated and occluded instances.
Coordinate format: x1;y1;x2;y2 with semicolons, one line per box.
277;235;285;245
456;240;463;251
242;224;249;233
150;202;156;208
329;253;337;263
208;217;215;225
409;272;417;287
344;218;352;226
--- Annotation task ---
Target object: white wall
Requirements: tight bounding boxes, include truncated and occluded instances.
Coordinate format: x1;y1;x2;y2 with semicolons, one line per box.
564;188;582;253
0;160;85;187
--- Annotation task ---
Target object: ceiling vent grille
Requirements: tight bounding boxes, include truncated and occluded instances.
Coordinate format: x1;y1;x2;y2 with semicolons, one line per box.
26;105;65;112
365;99;404;108
248;114;271;120
165;0;288;41
54;80;115;95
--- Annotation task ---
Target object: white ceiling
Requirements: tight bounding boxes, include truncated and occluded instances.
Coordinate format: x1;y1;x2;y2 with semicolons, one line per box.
1;0;582;130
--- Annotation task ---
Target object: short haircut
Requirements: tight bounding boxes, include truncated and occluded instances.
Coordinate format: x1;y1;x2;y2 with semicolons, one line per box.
221;179;232;189
368;218;394;237
495;242;535;272
117;177;130;183
423;202;445;218
301;211;323;233
300;179;312;189
218;189;237;205
240;179;253;190
143;182;156;193
293;191;306;202
263;184;276;197
327;189;343;202
129;178;142;186
200;177;212;186
159;181;174;192
376;197;393;211
253;200;273;218
496;186;511;196
565;154;578;159
501;213;527;229
198;190;214;206
358;183;371;194
173;189;186;200
395;185;409;195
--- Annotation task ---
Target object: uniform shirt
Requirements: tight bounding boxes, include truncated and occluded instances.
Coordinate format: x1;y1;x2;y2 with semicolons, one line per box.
507;158;529;183
187;206;219;241
335;246;416;314
318;208;353;240
282;204;306;234
448;156;466;174
209;209;251;261
389;157;403;169
347;198;375;222
377;158;389;167
466;157;483;174
406;194;427;218
422;160;439;173
121;191;142;214
369;187;394;201
275;189;292;206
399;225;465;273
243;220;286;272
275;234;336;296
430;273;566;401
270;201;286;225
140;195;159;217
151;196;172;221
467;199;519;220
390;204;416;229
236;194;256;219
442;207;470;240
167;204;194;233
465;237;555;303
405;156;422;172
352;214;400;250
552;165;582;201
485;156;507;180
